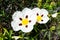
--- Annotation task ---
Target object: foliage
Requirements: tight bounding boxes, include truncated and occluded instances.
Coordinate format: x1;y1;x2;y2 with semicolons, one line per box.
0;0;60;40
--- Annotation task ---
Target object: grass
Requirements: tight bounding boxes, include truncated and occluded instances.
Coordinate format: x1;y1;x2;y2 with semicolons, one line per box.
0;0;60;40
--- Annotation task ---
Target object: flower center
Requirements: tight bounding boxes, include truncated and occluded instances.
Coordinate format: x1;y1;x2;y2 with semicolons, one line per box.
37;16;42;22
22;19;29;25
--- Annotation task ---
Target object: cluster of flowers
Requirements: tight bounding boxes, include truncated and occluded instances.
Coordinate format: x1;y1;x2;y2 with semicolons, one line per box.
11;8;57;33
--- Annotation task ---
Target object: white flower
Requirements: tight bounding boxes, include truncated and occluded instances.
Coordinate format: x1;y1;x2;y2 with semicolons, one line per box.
12;11;24;21
11;8;36;33
52;13;58;18
12;36;20;40
32;8;49;24
11;21;21;31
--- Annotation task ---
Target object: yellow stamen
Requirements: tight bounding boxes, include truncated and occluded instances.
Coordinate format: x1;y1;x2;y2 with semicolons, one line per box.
22;19;29;25
37;15;42;22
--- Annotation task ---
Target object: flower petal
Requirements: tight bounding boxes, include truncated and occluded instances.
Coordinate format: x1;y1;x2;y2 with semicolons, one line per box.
28;14;36;25
21;24;33;33
12;11;23;21
32;8;41;15
22;8;36;24
11;21;22;31
32;8;49;24
39;16;49;24
40;9;48;16
22;8;33;18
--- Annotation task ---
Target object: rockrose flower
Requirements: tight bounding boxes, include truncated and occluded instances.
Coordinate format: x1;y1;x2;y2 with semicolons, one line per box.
32;8;49;24
11;8;36;33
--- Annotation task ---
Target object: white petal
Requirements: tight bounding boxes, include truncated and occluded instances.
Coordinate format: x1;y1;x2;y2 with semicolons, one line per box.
22;8;30;13
32;8;48;16
32;8;49;24
52;13;58;18
11;21;22;31
22;8;33;18
32;8;41;22
32;8;40;12
23;8;36;25
32;7;41;15
20;8;36;33
28;14;36;25
40;9;48;16
39;16;49;24
12;11;23;21
21;24;33;33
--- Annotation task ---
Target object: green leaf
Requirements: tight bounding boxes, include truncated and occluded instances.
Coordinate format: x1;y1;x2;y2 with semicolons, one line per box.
41;29;46;32
50;26;55;31
0;37;3;40
43;31;48;38
57;30;60;36
48;31;51;40
3;28;9;36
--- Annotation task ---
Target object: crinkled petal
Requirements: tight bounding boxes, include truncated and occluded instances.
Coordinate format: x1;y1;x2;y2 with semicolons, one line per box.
11;21;22;31
12;11;23;21
20;8;36;33
22;8;33;19
22;7;36;23
21;24;33;33
32;8;40;12
28;14;36;25
32;8;48;16
40;9;48;16
39;16;49;24
32;8;41;15
23;8;36;25
32;8;49;24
